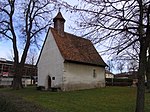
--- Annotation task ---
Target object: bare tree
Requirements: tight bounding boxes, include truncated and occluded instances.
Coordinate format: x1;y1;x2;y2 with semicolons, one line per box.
60;0;150;112
116;61;125;73
0;0;57;89
106;43;139;74
26;48;37;85
127;60;139;72
147;47;150;92
106;59;114;72
26;48;37;65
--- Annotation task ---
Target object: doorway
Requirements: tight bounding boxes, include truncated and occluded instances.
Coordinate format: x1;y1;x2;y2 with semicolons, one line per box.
48;75;51;89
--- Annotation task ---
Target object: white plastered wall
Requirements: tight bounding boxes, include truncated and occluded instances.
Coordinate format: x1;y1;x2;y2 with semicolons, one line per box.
37;30;64;90
62;62;105;91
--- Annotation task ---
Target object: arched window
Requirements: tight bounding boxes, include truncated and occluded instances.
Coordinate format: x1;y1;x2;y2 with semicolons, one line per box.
93;69;96;78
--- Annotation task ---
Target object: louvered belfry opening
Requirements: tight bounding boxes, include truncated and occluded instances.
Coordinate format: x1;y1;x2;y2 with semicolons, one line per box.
53;11;66;36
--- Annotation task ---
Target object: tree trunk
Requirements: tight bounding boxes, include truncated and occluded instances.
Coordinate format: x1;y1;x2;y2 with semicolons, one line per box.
145;4;150;93
12;75;23;89
12;64;23;89
146;47;150;92
135;39;147;112
146;74;150;92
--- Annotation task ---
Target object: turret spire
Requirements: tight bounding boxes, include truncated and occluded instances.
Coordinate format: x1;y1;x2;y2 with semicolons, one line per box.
53;10;65;36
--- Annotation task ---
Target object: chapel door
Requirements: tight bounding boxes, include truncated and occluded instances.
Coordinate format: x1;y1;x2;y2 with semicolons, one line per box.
48;76;51;89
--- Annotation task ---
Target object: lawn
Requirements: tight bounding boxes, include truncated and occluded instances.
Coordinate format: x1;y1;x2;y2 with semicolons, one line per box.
0;86;150;112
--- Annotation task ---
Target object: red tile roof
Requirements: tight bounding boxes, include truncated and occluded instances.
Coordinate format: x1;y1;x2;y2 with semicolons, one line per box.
51;28;106;67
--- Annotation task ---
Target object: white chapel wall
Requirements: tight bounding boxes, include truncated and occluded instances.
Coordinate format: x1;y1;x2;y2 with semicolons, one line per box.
62;62;105;91
37;30;64;89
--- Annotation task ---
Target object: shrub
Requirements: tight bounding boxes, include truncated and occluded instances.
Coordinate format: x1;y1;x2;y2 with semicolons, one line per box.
0;93;54;112
106;78;133;86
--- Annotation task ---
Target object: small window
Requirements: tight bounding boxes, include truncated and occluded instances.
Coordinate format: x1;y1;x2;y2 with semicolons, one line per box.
93;69;96;78
52;77;55;80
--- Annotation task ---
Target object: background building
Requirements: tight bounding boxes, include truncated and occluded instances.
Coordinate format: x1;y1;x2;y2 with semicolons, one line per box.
0;58;37;86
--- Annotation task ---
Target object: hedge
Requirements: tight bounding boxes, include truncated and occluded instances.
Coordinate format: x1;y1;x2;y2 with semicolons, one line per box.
0;93;54;112
106;78;133;86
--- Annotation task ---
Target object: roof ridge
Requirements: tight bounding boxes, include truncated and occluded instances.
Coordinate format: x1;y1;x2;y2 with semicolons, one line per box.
50;27;91;42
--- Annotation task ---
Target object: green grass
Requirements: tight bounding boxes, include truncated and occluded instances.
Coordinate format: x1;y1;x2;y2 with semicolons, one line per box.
0;86;150;112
